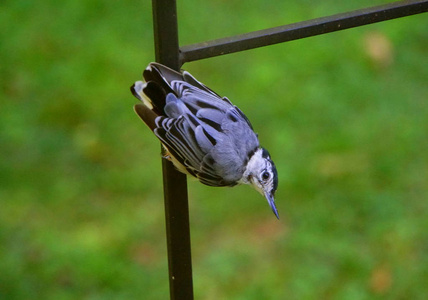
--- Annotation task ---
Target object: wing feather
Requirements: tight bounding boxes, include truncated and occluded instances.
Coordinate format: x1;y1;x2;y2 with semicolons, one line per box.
132;62;260;187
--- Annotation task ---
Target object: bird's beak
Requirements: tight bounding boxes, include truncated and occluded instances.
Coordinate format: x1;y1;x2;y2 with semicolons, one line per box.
265;192;279;219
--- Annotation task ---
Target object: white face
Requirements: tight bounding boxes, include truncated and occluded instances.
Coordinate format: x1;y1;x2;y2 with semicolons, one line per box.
245;148;279;218
250;166;275;197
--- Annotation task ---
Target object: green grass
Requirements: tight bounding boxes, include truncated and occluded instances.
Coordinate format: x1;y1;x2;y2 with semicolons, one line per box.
1;0;427;299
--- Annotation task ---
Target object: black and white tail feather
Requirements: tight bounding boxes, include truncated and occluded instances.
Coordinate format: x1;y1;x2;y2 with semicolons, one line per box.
131;62;279;218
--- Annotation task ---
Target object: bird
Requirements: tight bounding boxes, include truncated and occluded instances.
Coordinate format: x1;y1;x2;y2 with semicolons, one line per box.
130;62;279;218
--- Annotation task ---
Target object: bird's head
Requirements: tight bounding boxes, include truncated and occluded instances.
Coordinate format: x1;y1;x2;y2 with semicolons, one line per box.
243;148;279;219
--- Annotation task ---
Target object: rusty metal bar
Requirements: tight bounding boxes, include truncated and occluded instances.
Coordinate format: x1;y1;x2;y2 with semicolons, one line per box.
180;0;428;63
152;0;194;299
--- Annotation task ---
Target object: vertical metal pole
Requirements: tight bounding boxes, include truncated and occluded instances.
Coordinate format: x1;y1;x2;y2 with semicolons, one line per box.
151;0;194;299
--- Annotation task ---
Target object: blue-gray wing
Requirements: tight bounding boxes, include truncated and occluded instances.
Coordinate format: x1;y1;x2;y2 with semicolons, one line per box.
132;62;259;186
154;81;259;186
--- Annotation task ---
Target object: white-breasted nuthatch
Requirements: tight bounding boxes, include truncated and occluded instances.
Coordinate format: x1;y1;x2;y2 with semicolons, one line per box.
131;63;279;218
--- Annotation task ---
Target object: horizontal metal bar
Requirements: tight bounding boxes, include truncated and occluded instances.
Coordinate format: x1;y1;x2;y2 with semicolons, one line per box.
180;0;428;63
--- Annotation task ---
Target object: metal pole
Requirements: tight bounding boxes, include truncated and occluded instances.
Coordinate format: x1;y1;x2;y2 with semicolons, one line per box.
147;0;428;298
180;0;428;63
151;0;194;299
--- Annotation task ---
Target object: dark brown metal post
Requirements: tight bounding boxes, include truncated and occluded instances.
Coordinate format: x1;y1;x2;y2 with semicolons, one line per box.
151;0;194;299
146;0;428;298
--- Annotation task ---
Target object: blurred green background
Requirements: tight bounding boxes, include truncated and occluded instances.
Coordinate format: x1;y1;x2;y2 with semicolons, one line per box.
1;0;427;299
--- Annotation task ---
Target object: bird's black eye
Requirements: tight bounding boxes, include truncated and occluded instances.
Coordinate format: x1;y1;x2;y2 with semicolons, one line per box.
262;171;270;181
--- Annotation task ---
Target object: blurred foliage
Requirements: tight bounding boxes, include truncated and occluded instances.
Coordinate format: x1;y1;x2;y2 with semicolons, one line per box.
1;0;427;299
